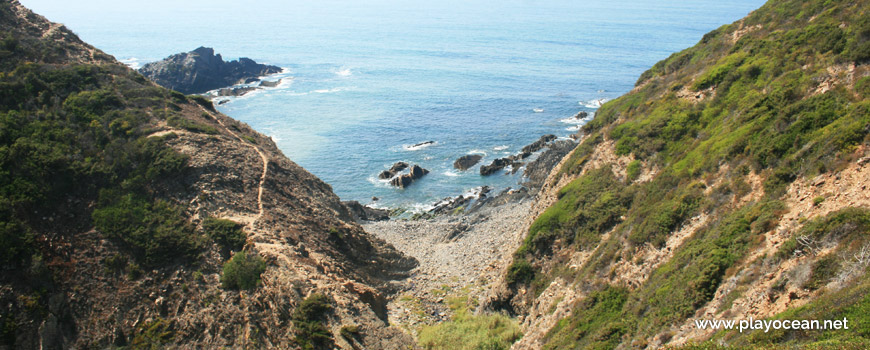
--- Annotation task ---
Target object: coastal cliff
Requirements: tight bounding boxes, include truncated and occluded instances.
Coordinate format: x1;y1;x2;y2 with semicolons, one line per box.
138;46;282;94
0;2;415;349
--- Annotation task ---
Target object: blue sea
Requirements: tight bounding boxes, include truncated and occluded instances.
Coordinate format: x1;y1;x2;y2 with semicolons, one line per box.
22;0;765;210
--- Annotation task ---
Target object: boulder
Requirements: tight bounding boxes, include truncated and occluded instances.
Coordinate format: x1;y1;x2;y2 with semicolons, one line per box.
453;154;483;170
409;165;429;180
390;174;414;188
217;86;259;97
574;111;589;119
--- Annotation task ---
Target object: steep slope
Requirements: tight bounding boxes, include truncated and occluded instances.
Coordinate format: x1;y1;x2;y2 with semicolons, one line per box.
485;0;870;348
0;1;415;349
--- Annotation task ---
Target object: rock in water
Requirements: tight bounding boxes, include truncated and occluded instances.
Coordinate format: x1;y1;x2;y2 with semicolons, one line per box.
521;134;557;154
409;165;429;180
378;161;409;179
480;158;514;176
259;79;282;87
390;174;414;188
138;47;282;94
454;154;483;170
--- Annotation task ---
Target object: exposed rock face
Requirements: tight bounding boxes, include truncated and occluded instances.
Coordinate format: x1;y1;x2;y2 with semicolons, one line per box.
520;134;557;154
523;139;577;190
343;201;390;222
138;46;282;94
573;111;588;119
454;154;483;170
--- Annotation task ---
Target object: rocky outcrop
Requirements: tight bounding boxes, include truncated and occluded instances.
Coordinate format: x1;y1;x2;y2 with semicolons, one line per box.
259;79;282;87
480;157;519;176
520;134;557;154
217;86;259;97
342;201;391;222
523;139;577;190
389;165;429;188
454;154;483;170
138;46;282;94
378;162;409;179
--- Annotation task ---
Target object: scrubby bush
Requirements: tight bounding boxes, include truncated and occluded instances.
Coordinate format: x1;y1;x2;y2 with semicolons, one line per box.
220;251;266;290
203;217;246;251
418;296;521;350
292;293;334;350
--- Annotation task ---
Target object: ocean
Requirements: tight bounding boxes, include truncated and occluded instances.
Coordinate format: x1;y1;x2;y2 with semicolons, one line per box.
21;0;765;210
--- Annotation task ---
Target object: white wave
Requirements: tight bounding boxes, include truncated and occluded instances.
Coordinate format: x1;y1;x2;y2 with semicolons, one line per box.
403;141;436;151
277;76;295;88
493;145;509;151
560;117;585;125
533;108;544;113
119;57;140;69
312;87;346;94
580;98;609;108
444;170;460;177
566;125;581;132
469;149;487;155
335;67;352;77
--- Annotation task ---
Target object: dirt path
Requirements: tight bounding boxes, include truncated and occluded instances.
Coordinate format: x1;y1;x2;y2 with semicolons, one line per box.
202;108;270;227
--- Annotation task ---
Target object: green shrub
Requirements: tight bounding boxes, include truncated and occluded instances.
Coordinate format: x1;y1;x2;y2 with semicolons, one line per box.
292;293;334;350
626;160;642;182
418;296;522;350
203;217;246;251
93;192;200;265
220;251;266;290
339;325;359;340
166;115;218;134
505;259;535;285
130;317;174;349
543;286;628;349
803;255;842;290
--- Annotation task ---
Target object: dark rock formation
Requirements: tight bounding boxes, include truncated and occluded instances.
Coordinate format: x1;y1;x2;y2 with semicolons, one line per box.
259;79;282;87
138;47;282;94
409;165;429;179
410;141;435;148
480;158;521;176
390;174;414;188
217;86;259;97
388;164;429;188
378;162;409;179
523;139;578;190
454;154;483;170
521;134;557;154
574;111;589;119
342;201;391;222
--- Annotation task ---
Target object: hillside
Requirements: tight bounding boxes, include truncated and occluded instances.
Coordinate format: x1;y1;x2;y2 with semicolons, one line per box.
0;1;415;349
482;0;870;348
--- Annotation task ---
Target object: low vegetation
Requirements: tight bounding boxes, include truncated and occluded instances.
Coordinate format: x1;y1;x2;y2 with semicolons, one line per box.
220;251;266;290
291;293;334;350
418;296;522;350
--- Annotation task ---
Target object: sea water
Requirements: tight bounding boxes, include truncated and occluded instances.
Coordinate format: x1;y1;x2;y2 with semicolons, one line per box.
22;0;765;209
